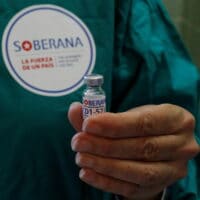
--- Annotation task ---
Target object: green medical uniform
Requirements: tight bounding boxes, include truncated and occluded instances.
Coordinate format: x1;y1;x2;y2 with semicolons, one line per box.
0;0;199;199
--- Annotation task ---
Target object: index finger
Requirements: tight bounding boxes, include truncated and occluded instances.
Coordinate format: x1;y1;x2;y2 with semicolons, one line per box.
82;104;194;138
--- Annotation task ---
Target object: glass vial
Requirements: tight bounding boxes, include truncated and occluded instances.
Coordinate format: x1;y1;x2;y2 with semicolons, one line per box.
82;74;106;119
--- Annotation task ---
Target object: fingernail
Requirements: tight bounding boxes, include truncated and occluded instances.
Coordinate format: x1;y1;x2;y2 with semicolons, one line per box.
79;169;94;183
75;153;94;168
82;118;101;133
69;102;81;110
79;169;88;180
71;135;79;151
71;135;92;152
71;138;77;151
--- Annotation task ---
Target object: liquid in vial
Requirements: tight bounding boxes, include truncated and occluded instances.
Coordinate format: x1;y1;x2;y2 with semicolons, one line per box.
82;74;106;119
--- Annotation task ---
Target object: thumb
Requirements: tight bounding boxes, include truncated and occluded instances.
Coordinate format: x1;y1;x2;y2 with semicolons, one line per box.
68;102;83;132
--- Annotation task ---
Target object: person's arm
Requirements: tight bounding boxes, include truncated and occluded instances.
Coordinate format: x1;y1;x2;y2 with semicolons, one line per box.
112;0;200;197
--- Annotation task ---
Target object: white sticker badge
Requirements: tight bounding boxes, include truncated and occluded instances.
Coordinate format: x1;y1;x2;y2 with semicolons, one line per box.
2;5;96;96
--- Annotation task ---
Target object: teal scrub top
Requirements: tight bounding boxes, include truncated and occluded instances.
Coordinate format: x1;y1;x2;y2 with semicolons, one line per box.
0;0;199;199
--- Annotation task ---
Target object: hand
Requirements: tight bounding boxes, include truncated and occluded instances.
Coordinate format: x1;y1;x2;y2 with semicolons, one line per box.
68;103;200;200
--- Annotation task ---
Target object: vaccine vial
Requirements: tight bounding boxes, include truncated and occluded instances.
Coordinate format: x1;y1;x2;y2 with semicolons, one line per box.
82;74;106;119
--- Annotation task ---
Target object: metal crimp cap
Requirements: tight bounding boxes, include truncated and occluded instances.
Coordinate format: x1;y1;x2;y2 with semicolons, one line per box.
84;74;104;86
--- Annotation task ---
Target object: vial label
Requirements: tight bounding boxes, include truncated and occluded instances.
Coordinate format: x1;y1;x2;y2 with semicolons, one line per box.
82;95;106;119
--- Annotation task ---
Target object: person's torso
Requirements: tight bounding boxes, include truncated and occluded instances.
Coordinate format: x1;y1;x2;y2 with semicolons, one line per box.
0;1;117;199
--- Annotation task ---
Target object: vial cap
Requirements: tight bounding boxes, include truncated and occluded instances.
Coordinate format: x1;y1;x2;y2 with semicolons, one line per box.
84;74;104;86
